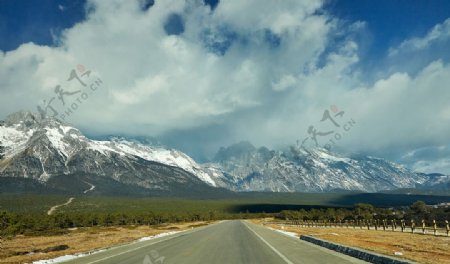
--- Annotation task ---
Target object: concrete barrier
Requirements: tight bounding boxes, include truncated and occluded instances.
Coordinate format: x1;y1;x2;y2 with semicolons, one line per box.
300;235;416;264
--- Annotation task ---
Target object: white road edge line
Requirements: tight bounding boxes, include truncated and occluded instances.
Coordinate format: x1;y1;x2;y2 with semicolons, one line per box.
244;222;294;264
76;221;221;264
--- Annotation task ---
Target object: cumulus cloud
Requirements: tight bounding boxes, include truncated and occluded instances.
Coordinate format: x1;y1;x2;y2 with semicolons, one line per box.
343;60;450;152
0;0;449;171
0;0;331;133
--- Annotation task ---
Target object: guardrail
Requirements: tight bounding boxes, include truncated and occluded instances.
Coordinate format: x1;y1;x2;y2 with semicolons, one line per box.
265;219;450;236
300;235;416;264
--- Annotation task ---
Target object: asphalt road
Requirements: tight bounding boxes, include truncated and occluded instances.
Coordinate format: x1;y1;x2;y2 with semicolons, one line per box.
64;220;367;264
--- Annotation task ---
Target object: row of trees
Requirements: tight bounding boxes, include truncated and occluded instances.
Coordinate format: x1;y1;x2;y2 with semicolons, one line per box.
276;201;449;224
0;210;265;237
1;201;448;237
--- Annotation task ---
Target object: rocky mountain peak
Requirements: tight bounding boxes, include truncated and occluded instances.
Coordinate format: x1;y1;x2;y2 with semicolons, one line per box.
3;110;70;131
214;141;256;161
1;111;446;195
4;111;42;127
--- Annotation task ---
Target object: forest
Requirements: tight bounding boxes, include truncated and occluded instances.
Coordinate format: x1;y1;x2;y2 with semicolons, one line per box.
1;196;448;237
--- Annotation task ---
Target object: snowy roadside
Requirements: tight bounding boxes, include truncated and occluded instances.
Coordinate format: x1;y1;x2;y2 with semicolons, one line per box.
267;226;299;238
32;230;182;264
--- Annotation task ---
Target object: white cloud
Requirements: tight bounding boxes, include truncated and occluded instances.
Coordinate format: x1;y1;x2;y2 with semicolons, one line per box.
213;0;323;34
272;74;297;91
412;159;450;174
339;60;450;153
0;0;331;135
389;18;450;56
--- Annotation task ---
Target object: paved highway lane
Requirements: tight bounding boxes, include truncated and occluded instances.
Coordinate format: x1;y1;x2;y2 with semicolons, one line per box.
64;220;367;264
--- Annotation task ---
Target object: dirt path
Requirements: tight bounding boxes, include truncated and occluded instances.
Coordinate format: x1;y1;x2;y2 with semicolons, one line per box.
47;197;75;215
83;181;95;194
46;181;95;215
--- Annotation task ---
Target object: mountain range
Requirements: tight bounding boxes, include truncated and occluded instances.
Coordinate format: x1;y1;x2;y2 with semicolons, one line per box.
0;111;447;196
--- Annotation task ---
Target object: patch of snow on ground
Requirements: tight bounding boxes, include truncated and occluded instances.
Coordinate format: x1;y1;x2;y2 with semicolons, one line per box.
268;227;298;238
137;231;181;241
32;249;107;264
33;230;181;264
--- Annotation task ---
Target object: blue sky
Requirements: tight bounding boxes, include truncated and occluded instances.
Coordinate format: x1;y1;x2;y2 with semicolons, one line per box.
2;0;449;85
2;0;449;54
329;0;450;51
1;0;450;173
327;0;450;80
0;0;86;51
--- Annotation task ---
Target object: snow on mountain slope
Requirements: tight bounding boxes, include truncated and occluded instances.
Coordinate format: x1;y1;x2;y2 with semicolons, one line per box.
205;142;428;192
0;123;35;158
0;111;434;193
0;111;215;187
87;139;216;186
417;173;450;190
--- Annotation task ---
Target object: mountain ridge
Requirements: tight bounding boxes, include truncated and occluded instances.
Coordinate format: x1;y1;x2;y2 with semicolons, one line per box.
0;111;225;196
203;142;430;192
0;111;446;195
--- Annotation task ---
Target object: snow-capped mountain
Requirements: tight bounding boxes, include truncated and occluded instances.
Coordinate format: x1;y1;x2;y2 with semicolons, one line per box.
0;111;435;194
0;111;219;195
204;142;429;192
416;173;450;190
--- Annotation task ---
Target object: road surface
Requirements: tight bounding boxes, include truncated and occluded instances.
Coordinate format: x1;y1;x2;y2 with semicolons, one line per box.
64;220;367;264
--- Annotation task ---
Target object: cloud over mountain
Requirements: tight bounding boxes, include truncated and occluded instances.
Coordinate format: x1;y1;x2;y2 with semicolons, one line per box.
0;0;449;172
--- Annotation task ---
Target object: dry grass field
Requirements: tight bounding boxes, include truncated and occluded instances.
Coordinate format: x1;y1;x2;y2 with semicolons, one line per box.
254;219;450;264
0;221;212;264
